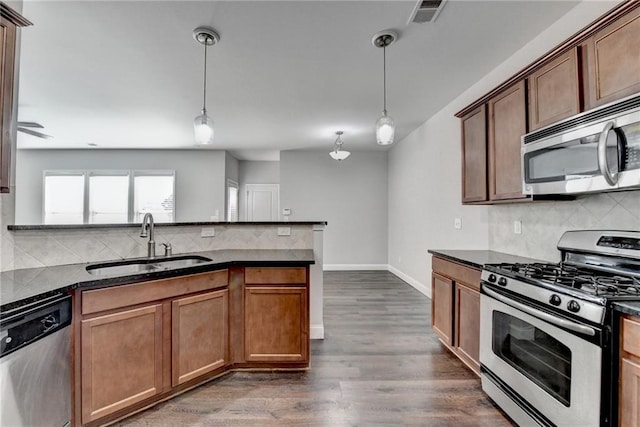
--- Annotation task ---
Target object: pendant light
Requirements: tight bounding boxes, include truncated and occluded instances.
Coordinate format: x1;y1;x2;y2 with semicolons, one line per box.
329;131;351;161
372;30;398;146
192;26;220;145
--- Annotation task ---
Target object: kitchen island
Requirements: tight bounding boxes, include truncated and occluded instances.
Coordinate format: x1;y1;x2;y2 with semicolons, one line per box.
1;248;315;427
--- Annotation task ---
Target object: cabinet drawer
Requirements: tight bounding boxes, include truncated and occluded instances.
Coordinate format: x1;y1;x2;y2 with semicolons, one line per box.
622;315;640;356
432;257;481;291
245;267;307;284
82;270;228;315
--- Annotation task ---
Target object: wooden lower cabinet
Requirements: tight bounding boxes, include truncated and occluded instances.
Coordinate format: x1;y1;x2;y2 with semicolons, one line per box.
431;273;453;346
431;256;481;375
455;283;480;374
171;289;228;387
75;267;310;426
619;315;640;427
244;286;309;363
81;304;164;424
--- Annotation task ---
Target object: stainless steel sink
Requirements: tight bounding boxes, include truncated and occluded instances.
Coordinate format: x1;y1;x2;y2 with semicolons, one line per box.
86;255;212;276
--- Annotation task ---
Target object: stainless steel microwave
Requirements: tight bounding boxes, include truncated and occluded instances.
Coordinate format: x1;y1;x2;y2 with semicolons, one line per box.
522;93;640;195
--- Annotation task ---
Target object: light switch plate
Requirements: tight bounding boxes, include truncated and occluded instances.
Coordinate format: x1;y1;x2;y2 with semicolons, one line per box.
454;217;462;230
277;227;291;236
201;227;215;237
514;220;522;235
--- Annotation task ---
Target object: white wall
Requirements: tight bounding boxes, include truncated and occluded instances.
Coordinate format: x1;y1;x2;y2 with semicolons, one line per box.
238;160;280;221
280;150;387;268
15;149;227;224
387;0;619;297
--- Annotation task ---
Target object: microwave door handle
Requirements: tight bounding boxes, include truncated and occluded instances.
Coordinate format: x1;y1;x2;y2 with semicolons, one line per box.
597;121;619;186
483;287;596;337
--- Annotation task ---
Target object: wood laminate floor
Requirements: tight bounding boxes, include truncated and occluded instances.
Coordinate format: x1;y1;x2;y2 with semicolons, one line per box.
117;271;513;426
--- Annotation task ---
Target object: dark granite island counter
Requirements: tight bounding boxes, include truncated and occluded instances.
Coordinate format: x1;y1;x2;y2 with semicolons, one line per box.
0;249;315;312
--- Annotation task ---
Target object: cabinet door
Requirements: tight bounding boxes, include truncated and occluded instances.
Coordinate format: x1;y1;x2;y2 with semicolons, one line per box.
0;16;16;193
620;356;640;427
244;286;308;363
488;80;528;201
583;7;640;110
81;304;163;424
455;283;480;374
172;289;228;387
528;49;580;131
431;273;453;346
461;105;487;203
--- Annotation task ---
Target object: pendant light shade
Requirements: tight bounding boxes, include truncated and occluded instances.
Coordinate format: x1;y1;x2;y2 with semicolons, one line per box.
194;109;214;145
372;30;397;146
329;131;351;161
375;112;395;145
193;26;220;145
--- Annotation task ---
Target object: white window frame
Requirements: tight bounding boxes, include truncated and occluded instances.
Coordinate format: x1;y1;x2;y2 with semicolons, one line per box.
42;169;176;224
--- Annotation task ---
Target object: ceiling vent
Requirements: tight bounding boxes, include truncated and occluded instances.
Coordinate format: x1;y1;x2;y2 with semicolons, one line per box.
408;0;447;24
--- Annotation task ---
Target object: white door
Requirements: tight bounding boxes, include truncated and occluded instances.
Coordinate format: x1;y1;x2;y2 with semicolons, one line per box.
246;184;279;221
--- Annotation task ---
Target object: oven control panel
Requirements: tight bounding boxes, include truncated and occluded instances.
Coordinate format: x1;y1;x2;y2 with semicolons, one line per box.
597;235;640;250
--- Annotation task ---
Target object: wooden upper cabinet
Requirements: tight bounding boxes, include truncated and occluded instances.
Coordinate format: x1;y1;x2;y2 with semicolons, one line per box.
528;48;581;131
0;5;30;193
461;105;487;203
488;80;528;201
583;7;640;110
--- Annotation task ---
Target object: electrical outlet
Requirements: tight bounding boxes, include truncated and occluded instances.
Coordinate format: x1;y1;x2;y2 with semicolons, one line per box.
454;217;462;230
514;220;522;235
277;227;291;236
282;208;291;216
201;227;215;237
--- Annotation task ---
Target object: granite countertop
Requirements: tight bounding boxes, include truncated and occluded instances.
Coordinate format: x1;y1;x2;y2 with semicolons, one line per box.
0;249;315;313
428;249;544;269
613;301;640;317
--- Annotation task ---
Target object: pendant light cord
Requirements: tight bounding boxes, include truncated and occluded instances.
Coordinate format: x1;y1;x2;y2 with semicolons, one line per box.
202;37;208;112
382;42;387;115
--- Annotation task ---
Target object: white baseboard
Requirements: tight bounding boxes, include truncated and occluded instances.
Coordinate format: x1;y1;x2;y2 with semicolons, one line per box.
388;265;431;298
310;324;324;340
323;264;389;271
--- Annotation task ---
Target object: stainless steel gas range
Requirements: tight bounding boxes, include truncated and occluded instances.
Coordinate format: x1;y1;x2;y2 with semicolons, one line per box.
479;230;640;427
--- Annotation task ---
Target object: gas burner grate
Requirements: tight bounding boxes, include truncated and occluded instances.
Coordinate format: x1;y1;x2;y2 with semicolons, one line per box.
492;262;640;297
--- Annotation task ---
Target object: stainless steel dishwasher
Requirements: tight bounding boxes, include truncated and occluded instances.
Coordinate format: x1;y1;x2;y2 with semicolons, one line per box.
1;294;72;427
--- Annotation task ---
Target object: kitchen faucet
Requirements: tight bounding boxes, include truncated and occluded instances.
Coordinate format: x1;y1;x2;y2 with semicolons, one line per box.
139;213;156;258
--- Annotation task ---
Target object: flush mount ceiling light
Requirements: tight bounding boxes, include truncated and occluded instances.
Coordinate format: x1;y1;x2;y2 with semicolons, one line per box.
329;131;351;161
372;30;398;146
193;26;220;145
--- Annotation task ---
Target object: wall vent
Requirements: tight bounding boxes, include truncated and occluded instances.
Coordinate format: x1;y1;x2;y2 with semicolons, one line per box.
408;0;447;24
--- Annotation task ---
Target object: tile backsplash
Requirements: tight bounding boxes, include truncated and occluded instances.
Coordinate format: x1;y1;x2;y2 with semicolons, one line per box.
1;222;313;271
489;191;640;262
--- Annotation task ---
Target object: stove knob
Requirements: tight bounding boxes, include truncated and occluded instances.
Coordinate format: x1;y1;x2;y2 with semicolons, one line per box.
567;300;581;313
488;274;497;283
549;294;561;306
498;277;508;286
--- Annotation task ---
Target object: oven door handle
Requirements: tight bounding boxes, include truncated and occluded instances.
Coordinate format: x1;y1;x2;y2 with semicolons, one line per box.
483;287;596;337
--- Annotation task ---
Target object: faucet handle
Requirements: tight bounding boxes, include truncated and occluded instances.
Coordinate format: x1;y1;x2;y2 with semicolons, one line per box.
161;242;172;257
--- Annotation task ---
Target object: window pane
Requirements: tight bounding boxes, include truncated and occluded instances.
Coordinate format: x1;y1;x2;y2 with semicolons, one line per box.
44;175;84;224
227;184;238;222
89;175;129;224
134;175;174;223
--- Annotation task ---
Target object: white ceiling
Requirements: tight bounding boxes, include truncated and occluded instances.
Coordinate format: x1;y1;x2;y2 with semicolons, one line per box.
17;0;580;160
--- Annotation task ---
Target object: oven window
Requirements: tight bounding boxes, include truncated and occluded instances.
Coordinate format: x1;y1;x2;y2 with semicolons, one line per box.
492;311;572;407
